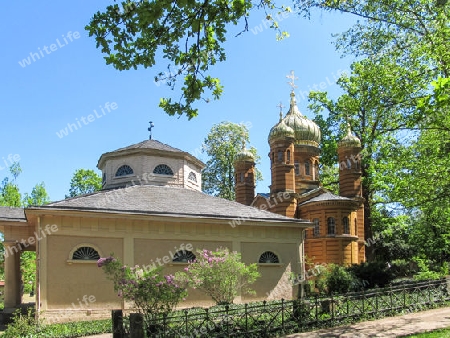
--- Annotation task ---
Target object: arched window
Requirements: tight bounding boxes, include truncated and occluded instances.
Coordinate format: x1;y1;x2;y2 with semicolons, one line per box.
153;164;174;175
343;217;350;234
259;251;280;263
277;151;283;163
287;150;291;163
327;217;336;235
294;162;300;175
313;218;320;237
347;159;352;169
240;172;244;182
305;161;311;175
102;173;106;186
115;165;133;177
188;171;197;183
72;246;100;260
314;163;319;180
172;250;196;263
354;219;358;236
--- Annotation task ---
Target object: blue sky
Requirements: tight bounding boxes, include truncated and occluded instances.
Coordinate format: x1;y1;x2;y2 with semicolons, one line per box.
1;1;355;202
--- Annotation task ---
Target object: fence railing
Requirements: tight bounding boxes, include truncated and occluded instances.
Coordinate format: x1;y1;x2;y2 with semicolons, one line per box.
112;277;450;338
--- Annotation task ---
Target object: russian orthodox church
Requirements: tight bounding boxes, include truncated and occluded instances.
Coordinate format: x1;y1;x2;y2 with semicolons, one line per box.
234;89;365;265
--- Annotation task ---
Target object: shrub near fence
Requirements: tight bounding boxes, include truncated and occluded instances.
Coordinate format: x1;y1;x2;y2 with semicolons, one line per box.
112;278;450;338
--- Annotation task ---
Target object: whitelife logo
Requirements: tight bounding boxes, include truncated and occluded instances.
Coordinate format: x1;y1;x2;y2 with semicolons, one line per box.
18;31;81;68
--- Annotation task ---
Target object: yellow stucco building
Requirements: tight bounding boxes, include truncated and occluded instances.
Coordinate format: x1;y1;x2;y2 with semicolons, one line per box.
0;139;312;323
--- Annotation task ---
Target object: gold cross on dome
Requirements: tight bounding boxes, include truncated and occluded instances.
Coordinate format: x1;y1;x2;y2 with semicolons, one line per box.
286;70;298;91
276;102;285;112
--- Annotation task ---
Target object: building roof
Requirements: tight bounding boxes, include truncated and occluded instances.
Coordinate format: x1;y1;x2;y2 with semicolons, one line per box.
0;207;26;222
97;139;205;169
111;139;185;153
298;191;354;206
32;185;311;224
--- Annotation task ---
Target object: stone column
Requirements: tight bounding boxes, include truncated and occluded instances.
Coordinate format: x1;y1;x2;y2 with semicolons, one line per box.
4;242;21;309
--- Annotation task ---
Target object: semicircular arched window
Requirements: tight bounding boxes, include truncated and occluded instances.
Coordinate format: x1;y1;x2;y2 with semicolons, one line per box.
172;250;196;263
115;165;133;177
153;164;174;176
259;251;280;264
188;171;197;183
72;246;100;260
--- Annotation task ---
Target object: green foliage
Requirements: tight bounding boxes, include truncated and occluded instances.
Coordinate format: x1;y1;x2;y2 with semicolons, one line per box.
413;258;448;281
98;255;187;323
22;182;50;207
324;264;357;294
347;261;395;289
2;309;111;338
202;121;262;200
67;169;102;198
175;247;260;304
0;163;22;207
21;251;36;294
2;308;42;338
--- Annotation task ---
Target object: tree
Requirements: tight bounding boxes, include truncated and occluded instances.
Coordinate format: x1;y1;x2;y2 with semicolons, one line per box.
0;163;22;207
175;248;260;304
85;0;290;119
308;57;428;260
0;163;50;292
23;182;50;207
202;121;261;200
67;169;102;198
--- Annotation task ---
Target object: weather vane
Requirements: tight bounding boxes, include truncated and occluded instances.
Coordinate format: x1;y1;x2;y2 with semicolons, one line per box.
286;70;298;91
148;121;154;140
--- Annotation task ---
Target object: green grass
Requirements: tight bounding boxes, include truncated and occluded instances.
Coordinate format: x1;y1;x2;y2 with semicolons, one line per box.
402;327;450;337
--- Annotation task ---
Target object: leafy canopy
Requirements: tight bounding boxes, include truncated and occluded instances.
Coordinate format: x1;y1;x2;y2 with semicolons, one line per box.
202;121;262;200
86;0;291;119
67;169;102;198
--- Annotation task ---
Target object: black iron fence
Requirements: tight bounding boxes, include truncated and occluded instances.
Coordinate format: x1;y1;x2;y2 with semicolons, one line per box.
112;277;450;338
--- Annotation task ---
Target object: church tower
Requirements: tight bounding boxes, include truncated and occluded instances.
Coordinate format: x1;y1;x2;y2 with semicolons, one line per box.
233;145;256;206
283;91;321;195
267;111;296;216
337;125;362;198
338;125;365;263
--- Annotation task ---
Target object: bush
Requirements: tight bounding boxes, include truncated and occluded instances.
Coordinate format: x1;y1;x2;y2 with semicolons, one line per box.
347;261;396;289
2;308;41;338
390;259;418;278
2;310;111;338
175;247;260;305
98;255;187;325
326;264;358;294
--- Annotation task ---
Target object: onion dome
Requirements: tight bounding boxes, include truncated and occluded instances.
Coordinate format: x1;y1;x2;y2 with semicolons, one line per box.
283;92;321;147
268;112;295;143
339;124;361;148
234;143;255;163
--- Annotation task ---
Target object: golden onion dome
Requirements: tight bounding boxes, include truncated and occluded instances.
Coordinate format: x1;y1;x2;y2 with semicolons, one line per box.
339;125;361;148
268;112;295;143
234;144;255;163
283;92;321;147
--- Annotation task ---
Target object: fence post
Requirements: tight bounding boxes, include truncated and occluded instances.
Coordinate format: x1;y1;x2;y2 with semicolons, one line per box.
225;305;230;336
184;309;188;337
112;309;124;338
245;303;248;332
130;313;144;338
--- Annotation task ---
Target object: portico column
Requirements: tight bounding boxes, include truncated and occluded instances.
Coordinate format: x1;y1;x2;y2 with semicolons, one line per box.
4;242;21;308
